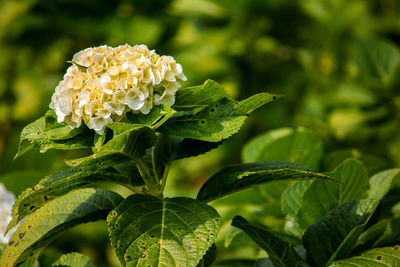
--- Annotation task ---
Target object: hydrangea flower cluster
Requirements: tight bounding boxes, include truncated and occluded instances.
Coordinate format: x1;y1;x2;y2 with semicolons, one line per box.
50;44;187;134
0;184;15;244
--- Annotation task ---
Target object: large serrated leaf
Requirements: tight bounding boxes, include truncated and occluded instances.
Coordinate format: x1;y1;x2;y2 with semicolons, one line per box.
15;111;92;159
303;199;378;267
283;159;369;233
159;98;247;142
52;252;96;267
330;246;400;267
107;194;220;267
197;161;336;203
6;166;141;233
0;188;122;267
232;216;307;267
159;81;279;142
173;79;231;108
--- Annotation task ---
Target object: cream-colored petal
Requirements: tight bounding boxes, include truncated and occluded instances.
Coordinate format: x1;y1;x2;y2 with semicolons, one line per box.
78;90;91;108
125;88;145;110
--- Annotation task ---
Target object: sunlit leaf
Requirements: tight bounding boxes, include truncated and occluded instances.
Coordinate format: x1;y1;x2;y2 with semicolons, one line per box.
197;161;336;203
330;246;400;267
107;194;220;267
0;188;122;267
52;252;96;267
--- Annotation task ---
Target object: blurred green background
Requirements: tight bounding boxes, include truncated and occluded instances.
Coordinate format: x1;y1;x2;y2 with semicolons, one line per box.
1;0;400;266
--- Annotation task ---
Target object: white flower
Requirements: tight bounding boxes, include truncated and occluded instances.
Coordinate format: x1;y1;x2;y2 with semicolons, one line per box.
49;44;187;134
0;184;16;244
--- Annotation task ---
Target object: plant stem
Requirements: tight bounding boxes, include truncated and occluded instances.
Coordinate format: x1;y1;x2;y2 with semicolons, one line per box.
135;158;161;198
160;163;171;194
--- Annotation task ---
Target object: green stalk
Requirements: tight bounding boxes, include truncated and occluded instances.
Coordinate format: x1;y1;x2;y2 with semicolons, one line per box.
135;158;161;198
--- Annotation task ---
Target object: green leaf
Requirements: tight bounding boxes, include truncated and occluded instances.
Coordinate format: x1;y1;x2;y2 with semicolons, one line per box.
107;194;220;267
232;216;307;267
6;166;141;233
354;37;400;87
152;135;181;182
212;259;256;267
243;127;323;170
324;149;390;175
159;81;279;142
43;111;84;140
197;244;217;267
173;79;231;108
15;111;92;159
152;136;223;183
110;104;176;136
197;161;336;203
354;220;388;252
303;199;378;267
159;98;247;142
368;168;400;200
52;252;96;267
281;180;313;236
293;159;369;231
66;126;155;168
0;188;122;267
173;139;223;160
330;246;400;267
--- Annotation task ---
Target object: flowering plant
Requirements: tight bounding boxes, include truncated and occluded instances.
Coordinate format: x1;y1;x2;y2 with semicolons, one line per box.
1;45;336;267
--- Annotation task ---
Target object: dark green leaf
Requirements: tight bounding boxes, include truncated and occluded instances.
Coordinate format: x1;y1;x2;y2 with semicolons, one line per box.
285;159;369;232
197;244;217;267
330;246;400;267
65;126;155;168
303;199;378;267
232;216;306;267
159;81;279;142
173;139;223;160
15;111;92;159
212;259;256;267
173;79;231;108
107;194;220;266
6;166;140;233
0;188;122;267
52;252;96;267
354;220;388;253
197;161;336;203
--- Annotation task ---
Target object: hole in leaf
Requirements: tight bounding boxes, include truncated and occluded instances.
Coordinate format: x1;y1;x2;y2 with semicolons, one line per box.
141;254;146;258
377;256;382;260
8;241;14;246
